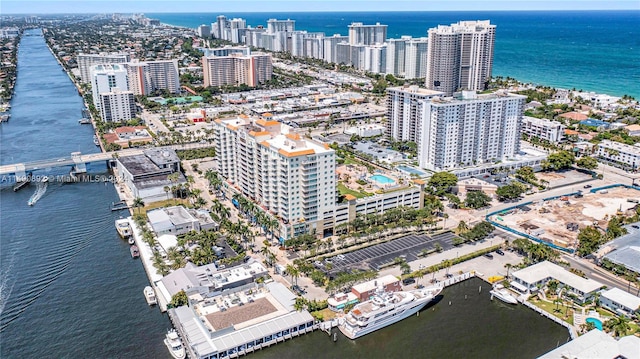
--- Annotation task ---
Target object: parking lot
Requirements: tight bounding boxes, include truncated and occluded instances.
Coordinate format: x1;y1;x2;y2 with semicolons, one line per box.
324;232;462;273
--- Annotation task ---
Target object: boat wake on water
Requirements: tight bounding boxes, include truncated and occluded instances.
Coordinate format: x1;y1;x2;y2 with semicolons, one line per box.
0;213;107;332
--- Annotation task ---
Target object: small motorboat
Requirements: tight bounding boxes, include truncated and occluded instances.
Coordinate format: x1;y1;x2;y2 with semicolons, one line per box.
144;286;157;306
164;329;186;359
130;245;140;259
115;218;132;238
490;284;518;305
128;237;135;245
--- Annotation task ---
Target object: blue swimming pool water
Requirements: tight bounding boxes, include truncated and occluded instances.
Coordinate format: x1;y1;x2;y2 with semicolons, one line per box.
370;174;395;185
585;317;603;330
397;165;427;176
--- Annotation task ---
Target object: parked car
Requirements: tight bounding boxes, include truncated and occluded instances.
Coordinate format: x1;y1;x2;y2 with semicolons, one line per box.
484;253;494;259
402;278;416;286
495;249;505;256
584;184;592;189
336;254;346;261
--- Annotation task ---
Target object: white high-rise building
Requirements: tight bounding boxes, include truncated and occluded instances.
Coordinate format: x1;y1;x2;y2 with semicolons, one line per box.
364;44;387;74
228;18;247;43
416;91;525;170
404;37;428;79
267;19;295;34
214;15;228;39
126;59;180;95
202;53;272;88
213;116;336;239
425;20;496;96
348;22;387;45
385;37;410;77
100;89;136;122
90;64;129;113
322;34;349;63
386;86;445;143
77;53;130;83
197;24;211;38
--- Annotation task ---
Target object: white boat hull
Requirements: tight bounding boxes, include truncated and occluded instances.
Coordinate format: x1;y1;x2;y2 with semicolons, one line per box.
490;289;518;305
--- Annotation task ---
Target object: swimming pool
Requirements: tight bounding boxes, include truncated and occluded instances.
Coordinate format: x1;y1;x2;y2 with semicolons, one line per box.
585;317;603;330
396;165;427;176
370;174;395;185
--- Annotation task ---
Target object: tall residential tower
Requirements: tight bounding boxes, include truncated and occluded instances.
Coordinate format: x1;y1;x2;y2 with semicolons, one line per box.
425;20;496;96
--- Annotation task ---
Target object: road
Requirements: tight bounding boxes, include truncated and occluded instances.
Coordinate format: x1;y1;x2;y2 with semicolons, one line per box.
561;254;639;294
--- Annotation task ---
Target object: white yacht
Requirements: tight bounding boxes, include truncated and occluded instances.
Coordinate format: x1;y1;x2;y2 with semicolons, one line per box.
115;218;132;238
339;286;442;340
490;284;518;305
164;329;186;359
144;286;157;306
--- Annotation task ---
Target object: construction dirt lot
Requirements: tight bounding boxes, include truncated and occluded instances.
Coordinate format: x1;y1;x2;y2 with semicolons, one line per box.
493;186;640;250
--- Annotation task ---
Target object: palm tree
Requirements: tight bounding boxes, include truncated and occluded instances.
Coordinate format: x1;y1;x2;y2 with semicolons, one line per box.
603;316;631;338
133;197;145;214
504;263;513;279
286;264;299;286
163;186;171;200
293;297;306;311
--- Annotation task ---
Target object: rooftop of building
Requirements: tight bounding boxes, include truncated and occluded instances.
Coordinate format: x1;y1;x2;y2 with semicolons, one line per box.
387;85;444;97
352;274;399;294
91;63;125;72
216;115;332;158
512;261;604;294
600;287;640;311
602;224;640;273
522;116;565;127
134;173;185;189
143;148;180;166
537;329;640;359
148;205;197;230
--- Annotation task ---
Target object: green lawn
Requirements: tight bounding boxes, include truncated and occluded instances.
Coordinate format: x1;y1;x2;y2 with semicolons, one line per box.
138;198;192;216
528;297;575;324
337;183;370;199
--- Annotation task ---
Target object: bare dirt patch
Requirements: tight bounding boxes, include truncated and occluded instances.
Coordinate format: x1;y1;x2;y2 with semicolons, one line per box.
495;187;639;250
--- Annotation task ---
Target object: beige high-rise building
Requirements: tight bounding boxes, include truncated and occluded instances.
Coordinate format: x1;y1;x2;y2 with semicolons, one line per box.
202;53;272;88
126;60;180;95
77;53;130;83
425;20;495;96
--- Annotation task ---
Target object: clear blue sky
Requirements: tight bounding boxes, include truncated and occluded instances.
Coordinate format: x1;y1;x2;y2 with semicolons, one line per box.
2;0;639;14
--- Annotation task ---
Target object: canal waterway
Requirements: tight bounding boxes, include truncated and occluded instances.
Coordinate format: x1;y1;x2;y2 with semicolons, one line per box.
0;29;569;359
0;29;171;358
250;278;569;359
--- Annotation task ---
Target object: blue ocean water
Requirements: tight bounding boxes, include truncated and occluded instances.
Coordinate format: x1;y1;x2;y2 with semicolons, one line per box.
150;11;640;99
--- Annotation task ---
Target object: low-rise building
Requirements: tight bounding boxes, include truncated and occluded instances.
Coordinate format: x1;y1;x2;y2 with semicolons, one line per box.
454;178;498;197
116;148;185;203
147;206;218;236
537;329;640;359
166;271;316;359
351;274;401;301
103;126;153;148
599;288;640;318
521;116;565;143
510;261;603;303
344;124;385;138
596;140;640;170
625;124;640;137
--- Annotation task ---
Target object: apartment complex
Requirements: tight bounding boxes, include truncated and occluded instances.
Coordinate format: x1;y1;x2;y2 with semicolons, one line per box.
126;59;180;95
521;116;565;143
90;64;135;121
596;140;640;170
387;87;525;171
417;91;525;171
99;89;136;122
213;116;336;238
77;53;130;83
425;20;496;95
385;86;445;143
348;22;387;45
202;53;272;88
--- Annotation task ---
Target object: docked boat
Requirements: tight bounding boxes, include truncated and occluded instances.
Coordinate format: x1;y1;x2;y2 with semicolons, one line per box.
128;237;135;245
93;135;100;146
490;284;518;305
130;245;140;258
144;286;157;306
115;218;132;238
78;118;91;124
339;286;442;340
164;329;186;359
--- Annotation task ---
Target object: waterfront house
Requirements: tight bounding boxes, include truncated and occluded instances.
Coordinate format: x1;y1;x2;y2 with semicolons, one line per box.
510;261;603;303
599;288;640;318
538;329;640;359
147;206;218;237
